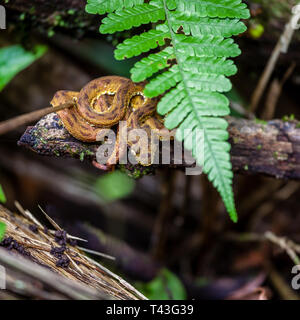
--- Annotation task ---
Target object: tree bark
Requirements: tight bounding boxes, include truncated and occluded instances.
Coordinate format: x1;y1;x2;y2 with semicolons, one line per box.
229;117;300;180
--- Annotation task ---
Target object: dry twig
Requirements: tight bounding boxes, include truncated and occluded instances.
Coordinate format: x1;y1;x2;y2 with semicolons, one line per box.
250;6;300;112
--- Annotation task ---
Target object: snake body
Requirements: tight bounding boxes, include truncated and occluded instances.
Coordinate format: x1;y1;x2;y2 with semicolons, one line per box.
51;76;171;167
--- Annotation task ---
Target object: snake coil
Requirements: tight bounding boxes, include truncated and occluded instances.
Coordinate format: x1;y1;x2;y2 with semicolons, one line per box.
51;76;172;167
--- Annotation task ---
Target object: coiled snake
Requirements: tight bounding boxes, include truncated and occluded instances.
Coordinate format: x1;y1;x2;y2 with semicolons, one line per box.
50;76;172;169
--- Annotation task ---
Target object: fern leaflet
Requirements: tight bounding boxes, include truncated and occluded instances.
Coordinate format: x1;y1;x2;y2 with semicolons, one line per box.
86;0;144;15
100;3;165;33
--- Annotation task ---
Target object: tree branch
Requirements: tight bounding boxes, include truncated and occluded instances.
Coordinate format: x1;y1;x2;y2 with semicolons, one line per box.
17;113;300;180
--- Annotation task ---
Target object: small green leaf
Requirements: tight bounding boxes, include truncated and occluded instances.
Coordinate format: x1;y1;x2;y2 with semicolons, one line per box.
170;14;247;38
94;170;135;201
183;57;237;77
0;45;47;91
175;0;250;19
100;3;165;34
0;222;6;241
130;46;175;82
144;64;181;97
136;269;187;300
115;24;170;60
174;34;241;58
0;184;6;204
86;0;143;15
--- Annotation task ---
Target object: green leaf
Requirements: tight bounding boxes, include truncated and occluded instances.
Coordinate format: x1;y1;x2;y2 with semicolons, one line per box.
115;24;170;60
0;184;6;204
182;56;237;77
163;93;230;128
93;170;135;201
175;0;250;19
174;34;241;58
0;222;6;242
170;14;247;38
130;47;175;82
145;66;232;98
156;83;186;114
185;73;232;92
136;269;187;300
0;45;47;91
144;64;181;97
100;3;165;34
86;0;144;15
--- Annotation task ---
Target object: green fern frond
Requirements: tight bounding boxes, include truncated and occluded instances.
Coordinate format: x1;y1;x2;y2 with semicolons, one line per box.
86;0;250;222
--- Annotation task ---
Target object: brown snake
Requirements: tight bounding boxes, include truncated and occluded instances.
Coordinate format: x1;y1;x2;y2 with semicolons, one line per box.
50;76;172;168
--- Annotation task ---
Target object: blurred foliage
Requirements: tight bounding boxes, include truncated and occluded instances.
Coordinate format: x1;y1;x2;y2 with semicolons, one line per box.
248;0;300;42
0;185;6;204
58;38;137;77
0;222;6;242
93;170;135;202
0;44;47;91
252;0;297;18
136;269;187;300
249;23;265;39
226;87;249;118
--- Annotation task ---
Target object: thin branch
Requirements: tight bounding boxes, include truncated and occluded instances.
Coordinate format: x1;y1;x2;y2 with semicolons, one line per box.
262;62;296;120
250;8;299;112
225;231;300;265
0;102;74;136
264;231;300;265
77;246;116;261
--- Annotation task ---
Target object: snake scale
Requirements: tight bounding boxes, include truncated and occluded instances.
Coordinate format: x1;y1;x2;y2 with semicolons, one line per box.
50;76;172;168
